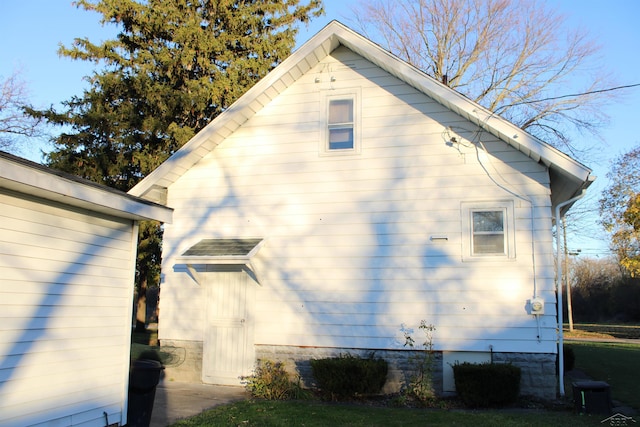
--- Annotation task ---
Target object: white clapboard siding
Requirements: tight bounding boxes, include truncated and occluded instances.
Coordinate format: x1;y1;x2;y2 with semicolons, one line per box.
0;191;136;427
159;47;557;354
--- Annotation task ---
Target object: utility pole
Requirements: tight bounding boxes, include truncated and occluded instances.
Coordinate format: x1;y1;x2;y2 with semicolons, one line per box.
562;216;581;332
563;217;574;332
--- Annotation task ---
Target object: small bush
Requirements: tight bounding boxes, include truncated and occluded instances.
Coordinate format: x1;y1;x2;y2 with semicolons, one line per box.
555;345;576;374
401;321;437;405
564;345;575;372
241;360;308;400
310;353;388;399
453;362;521;408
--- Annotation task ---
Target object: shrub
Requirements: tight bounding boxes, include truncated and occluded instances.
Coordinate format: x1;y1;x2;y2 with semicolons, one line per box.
555;345;576;374
452;362;521;408
401;321;437;404
241;360;308;400
564;345;576;372
310;353;388;399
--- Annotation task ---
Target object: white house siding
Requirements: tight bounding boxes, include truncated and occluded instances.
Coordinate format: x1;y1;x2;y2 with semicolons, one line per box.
0;189;137;427
159;47;556;380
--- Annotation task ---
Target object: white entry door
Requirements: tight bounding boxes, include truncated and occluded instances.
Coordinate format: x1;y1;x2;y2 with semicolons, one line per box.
202;269;255;385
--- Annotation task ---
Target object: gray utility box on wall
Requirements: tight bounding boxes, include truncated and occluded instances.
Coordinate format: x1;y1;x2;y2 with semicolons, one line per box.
572;380;612;415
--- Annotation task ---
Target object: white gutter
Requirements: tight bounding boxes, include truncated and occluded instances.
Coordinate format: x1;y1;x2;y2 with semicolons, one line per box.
555;190;586;396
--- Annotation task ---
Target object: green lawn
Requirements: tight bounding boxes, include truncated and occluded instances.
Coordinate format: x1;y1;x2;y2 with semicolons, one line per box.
566;341;640;410
170;399;608;426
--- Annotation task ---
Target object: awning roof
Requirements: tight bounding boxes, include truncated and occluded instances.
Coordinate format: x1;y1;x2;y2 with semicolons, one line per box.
176;238;263;264
175;238;264;285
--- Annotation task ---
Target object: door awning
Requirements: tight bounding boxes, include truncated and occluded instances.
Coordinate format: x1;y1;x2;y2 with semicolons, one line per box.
176;238;263;264
175;238;264;284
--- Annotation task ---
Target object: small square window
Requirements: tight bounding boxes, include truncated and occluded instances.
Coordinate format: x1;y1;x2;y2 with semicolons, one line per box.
461;201;515;260
472;210;505;255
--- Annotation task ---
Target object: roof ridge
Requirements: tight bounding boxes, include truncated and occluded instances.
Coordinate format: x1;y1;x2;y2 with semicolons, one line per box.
129;21;592;209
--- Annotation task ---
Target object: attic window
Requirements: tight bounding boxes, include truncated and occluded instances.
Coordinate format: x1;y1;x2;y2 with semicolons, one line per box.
328;99;354;150
321;88;361;155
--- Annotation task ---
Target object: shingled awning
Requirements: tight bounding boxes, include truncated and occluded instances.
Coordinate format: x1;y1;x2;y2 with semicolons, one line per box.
176;238;263;263
175;238;264;284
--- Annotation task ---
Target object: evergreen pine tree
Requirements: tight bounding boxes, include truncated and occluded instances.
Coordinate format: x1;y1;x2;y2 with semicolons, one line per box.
34;0;323;331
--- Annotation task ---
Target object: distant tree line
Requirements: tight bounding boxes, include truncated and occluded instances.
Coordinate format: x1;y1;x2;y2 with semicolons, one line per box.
566;257;640;322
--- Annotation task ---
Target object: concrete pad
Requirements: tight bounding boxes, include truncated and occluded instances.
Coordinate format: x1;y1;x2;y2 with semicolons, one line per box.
150;380;247;426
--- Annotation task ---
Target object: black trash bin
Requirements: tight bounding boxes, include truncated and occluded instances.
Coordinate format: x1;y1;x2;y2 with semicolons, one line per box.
572;380;612;415
127;359;164;427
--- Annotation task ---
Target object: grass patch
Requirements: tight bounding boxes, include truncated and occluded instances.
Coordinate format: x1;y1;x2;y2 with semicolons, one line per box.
169;399;606;426
132;329;158;346
565;323;640;340
130;342;180;366
130;328;180;366
566;341;640;410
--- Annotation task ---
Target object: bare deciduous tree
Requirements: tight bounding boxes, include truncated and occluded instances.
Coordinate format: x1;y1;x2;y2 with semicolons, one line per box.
0;70;45;153
351;0;613;153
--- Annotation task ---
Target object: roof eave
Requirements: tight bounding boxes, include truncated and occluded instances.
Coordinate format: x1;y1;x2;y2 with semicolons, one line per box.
128;26;342;201
0;152;173;223
130;20;593;207
329;24;594;201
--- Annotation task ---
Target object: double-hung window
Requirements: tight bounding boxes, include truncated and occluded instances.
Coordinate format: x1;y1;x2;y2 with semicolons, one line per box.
328;99;354;150
461;201;515;260
472;210;506;255
321;88;361;155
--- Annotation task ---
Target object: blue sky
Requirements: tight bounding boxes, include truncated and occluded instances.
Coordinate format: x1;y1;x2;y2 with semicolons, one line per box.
1;0;638;257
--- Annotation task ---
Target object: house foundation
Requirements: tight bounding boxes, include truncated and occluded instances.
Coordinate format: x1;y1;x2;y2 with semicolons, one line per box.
256;345;444;395
159;339;203;383
158;341;557;400
491;352;557;400
256;345;557;400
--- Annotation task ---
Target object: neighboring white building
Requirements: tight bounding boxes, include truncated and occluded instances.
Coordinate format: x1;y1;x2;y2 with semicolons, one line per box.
130;21;593;399
0;152;172;427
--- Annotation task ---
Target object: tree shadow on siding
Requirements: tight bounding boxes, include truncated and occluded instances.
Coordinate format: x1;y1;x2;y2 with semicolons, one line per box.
0;200;137;425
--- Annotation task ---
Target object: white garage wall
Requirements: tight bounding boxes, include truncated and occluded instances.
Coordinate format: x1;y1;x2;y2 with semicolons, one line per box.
0;189;138;427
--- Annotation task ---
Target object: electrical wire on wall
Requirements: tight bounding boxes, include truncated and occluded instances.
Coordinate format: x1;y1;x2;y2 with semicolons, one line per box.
446;113;543;342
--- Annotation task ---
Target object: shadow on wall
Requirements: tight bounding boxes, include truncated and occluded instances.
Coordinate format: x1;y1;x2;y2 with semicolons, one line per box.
157;51;553;394
0;195;138;425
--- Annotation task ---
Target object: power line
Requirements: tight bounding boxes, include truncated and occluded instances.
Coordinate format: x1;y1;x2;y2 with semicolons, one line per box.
500;82;640;109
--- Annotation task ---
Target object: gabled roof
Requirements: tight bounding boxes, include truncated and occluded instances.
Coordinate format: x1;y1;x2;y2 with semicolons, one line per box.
0;151;173;223
129;20;593;210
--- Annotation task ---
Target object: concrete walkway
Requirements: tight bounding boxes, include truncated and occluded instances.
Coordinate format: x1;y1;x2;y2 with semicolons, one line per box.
150;380;247;426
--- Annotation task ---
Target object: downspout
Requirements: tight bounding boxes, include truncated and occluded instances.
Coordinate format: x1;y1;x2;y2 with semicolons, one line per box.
555;190;586;397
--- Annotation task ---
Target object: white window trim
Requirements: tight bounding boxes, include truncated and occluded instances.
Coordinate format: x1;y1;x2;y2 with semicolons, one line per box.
461;200;516;261
320;88;361;156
